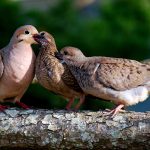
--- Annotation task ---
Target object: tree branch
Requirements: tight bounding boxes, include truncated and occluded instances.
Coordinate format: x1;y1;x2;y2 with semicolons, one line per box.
0;108;150;149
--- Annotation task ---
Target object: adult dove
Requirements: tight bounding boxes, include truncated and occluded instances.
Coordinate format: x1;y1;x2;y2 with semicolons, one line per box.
33;31;85;110
0;25;38;110
56;47;150;117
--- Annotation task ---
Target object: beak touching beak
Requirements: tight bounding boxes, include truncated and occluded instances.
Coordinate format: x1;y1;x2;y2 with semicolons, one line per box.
33;34;41;40
32;33;43;44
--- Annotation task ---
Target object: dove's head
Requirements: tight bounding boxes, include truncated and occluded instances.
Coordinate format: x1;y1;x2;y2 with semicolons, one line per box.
33;31;56;47
10;25;38;45
39;31;56;45
60;47;86;61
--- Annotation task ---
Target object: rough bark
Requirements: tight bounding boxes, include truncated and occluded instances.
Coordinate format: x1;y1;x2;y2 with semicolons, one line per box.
0;108;150;150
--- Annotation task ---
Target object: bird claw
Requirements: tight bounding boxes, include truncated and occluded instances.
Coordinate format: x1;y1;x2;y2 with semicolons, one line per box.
66;95;85;111
65;98;75;110
103;104;125;118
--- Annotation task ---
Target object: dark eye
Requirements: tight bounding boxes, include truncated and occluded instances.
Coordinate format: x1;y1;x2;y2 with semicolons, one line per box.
64;51;68;55
25;30;30;34
40;32;45;36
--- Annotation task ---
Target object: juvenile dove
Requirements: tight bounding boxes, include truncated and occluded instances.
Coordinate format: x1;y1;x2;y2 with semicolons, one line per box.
0;25;38;110
56;47;150;117
33;31;85;110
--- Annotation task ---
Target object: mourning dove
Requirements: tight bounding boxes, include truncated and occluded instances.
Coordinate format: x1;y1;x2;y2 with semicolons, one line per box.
56;47;150;117
33;31;85;110
0;25;38;110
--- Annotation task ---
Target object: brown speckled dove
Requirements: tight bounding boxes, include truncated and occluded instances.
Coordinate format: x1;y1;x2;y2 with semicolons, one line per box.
56;47;150;117
0;25;38;110
33;31;85;110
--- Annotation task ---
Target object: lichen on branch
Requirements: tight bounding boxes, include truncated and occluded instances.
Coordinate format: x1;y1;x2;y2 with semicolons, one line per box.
0;108;150;150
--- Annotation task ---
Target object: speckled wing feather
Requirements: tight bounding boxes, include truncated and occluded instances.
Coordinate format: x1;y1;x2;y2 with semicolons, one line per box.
61;64;83;93
65;57;150;91
97;58;149;90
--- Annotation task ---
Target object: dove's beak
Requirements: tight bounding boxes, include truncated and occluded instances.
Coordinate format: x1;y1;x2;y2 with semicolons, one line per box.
33;34;41;40
55;52;63;60
33;33;49;46
55;52;65;64
33;34;43;44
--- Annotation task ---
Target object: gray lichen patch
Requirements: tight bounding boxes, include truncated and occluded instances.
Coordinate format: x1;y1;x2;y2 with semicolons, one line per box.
19;109;34;115
81;132;93;142
138;122;147;131
48;122;60;131
71;117;87;132
65;112;76;120
48;124;57;131
5;109;19;117
110;130;122;139
42;114;53;124
0;120;11;132
0;112;6;119
113;115;125;122
25;114;39;125
53;113;65;119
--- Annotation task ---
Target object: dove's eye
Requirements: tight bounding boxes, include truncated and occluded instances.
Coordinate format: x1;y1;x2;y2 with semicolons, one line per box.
24;30;30;34
40;32;45;36
64;51;68;55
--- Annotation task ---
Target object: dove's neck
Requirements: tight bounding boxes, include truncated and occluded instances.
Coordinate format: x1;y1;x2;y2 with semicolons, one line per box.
76;56;87;61
7;42;32;54
68;55;87;63
5;42;35;63
40;42;57;57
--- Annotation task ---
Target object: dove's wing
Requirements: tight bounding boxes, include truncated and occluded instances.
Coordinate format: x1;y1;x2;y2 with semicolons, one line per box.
65;57;149;91
61;64;83;93
98;58;149;90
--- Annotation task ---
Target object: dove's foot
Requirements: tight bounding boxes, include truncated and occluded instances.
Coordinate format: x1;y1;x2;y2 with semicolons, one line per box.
15;102;30;109
74;95;85;110
103;104;125;118
66;98;75;110
0;105;9;111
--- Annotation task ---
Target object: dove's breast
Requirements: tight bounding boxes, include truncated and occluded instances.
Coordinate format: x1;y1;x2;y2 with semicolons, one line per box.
2;44;35;89
0;44;36;101
36;53;66;91
7;46;35;82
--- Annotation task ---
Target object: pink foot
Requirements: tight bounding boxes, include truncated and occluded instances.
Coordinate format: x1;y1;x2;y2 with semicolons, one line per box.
103;104;125;118
0;105;9;111
66;98;75;110
15;102;30;109
74;95;85;110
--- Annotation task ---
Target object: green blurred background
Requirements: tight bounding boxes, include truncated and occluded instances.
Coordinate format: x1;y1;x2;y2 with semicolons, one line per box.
1;0;150;112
